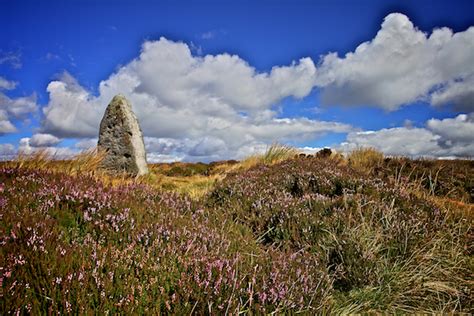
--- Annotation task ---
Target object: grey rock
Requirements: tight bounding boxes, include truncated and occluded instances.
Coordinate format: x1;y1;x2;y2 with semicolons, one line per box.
98;95;148;176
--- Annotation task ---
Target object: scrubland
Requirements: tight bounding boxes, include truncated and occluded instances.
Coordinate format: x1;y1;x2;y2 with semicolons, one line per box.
1;146;473;314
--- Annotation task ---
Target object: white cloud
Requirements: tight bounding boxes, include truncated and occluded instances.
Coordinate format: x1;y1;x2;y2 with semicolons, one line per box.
75;138;98;150
0;143;16;160
201;31;216;40
29;133;61;147
316;13;474;110
0;78;38;135
144;137;185;155
42;72;102;138
339;113;474;158
426;114;474;147
201;29;226;40
430;76;474;112
128;39;317;111
340;127;442;157
147;153;185;163
0;93;38;118
44;52;61;62
189;136;227;157
38;14;474;160
0;110;17;134
0;51;22;69
41;38;350;161
0;76;17;90
18;137;77;158
299;146;323;155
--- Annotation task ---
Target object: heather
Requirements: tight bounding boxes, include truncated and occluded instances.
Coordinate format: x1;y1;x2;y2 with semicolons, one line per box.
1;152;473;313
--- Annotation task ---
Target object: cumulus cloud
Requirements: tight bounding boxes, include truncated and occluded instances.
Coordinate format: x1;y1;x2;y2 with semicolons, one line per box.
144;137;185;155
340;128;442;157
0;76;17;90
426;113;474;147
29;133;61;147
0;110;17;134
41;38;350;161
75;138;98;150
299;146;324;155
430;76;474;112
42;72;101;138
0;93;38;118
18;137;76;158
0;143;16;160
0;77;38;135
38;14;474;160
316;13;474;110
339;114;474;158
189;136;227;157
0;137;77;160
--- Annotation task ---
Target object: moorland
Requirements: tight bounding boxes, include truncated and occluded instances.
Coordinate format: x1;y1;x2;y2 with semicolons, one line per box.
1;146;473;314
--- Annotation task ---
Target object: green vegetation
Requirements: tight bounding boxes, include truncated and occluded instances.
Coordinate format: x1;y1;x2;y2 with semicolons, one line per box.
1;148;473;313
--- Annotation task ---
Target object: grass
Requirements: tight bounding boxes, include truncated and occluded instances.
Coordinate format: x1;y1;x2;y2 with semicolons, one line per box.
1;146;473;313
260;143;299;164
348;147;384;174
226;143;300;173
8;149;106;175
154;173;224;199
148;144;300;198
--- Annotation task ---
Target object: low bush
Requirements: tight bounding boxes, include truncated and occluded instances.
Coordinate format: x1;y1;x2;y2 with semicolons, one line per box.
1;151;472;313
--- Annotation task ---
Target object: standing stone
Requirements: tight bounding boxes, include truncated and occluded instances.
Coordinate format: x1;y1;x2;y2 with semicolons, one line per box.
98;94;148;176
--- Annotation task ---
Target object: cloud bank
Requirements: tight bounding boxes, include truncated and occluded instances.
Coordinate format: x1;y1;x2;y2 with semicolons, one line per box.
339;114;474;158
4;13;472;161
316;13;474;111
41;38;351;161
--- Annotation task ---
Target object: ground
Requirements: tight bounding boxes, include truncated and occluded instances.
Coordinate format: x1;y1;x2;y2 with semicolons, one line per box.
1;147;473;314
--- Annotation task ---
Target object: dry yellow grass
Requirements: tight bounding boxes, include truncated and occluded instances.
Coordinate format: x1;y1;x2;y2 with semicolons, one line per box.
426;195;474;219
225;143;300;173
8;149;106;175
155;173;224;199
1;145;386;201
348;147;384;174
145;144;301;198
2;149;149;188
3;150;228;198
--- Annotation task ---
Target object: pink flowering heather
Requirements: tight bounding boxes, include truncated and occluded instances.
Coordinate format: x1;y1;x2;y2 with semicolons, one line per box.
1;156;473;313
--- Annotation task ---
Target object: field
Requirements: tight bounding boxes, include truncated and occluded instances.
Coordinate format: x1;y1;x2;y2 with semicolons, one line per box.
1;147;473;314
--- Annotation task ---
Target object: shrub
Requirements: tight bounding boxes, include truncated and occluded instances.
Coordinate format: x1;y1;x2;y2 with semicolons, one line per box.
206;156;473;312
0;167;331;314
1;152;472;313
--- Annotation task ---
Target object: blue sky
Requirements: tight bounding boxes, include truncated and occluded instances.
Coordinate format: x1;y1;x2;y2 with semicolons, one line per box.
1;0;473;161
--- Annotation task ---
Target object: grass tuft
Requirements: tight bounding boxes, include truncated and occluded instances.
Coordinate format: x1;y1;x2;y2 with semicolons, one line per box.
232;143;299;172
261;143;299;164
347;147;384;174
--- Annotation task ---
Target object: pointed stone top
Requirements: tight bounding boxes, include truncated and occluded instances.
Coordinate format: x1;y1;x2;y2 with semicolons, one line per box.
113;93;127;100
110;94;131;108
